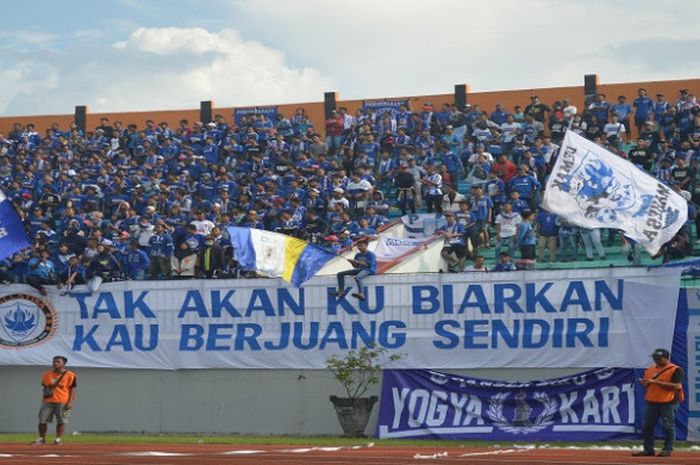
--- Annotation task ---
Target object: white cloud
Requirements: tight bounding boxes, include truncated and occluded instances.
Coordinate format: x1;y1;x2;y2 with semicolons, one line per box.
0;26;334;115
231;0;700;97
0;2;699;116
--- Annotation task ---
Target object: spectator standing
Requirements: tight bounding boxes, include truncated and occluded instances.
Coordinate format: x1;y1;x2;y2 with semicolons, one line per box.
536;208;558;262
494;203;522;259
633;88;654;131
611;95;632;135
518;210;537;266
524;95;550;123
124;240;150;280
148;223;173;279
580;228;607;261
632;349;684;457
422;164;443;213
33;356;77;446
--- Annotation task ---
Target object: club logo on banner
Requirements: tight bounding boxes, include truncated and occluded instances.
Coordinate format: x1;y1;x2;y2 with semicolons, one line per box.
377;368;638;441
0;293;57;348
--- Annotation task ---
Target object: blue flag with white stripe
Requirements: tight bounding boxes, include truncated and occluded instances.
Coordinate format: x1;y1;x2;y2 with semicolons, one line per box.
0;190;30;260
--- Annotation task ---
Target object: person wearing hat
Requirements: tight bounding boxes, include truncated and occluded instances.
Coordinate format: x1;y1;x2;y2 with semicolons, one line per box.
632;349;685;457
524;95;550;123
331;237;376;301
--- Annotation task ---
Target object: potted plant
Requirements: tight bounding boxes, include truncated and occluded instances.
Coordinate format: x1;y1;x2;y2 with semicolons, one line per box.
326;346;402;437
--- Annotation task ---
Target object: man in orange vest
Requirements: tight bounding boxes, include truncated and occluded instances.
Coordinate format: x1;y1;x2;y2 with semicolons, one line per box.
632;348;684;457
33;356;77;445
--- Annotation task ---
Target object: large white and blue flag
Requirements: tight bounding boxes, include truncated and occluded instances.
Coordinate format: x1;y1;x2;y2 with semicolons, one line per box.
0;190;30;260
543;131;687;255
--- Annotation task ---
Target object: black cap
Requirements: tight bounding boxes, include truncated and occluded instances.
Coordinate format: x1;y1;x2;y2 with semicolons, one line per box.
651;348;670;359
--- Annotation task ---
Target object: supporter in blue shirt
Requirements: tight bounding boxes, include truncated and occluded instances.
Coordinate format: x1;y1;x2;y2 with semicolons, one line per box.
331;238;376;301
588;94;610;129
508;165;541;206
632;88;653;130
490;103;509;126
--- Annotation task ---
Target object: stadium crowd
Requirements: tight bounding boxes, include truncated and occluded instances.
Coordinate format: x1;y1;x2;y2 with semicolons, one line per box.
0;87;698;293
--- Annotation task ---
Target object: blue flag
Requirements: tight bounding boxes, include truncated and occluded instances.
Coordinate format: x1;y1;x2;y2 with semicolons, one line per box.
0;191;30;260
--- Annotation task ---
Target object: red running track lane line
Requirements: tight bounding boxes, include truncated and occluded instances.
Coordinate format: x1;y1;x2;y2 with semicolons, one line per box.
0;444;699;465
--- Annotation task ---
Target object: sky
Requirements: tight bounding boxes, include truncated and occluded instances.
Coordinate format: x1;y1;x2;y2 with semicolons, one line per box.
0;0;698;116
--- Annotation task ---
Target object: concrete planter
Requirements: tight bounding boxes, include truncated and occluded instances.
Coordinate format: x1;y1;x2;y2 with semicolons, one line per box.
329;395;378;437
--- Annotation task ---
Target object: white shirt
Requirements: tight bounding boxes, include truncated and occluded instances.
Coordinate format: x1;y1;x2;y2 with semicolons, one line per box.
603;122;626;138
190;219;215;235
425;173;442;196
495;212;522;238
347;179;372;192
500;122;521;143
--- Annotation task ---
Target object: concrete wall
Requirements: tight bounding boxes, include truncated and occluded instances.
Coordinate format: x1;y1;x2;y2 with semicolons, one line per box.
0;366;581;434
1;76;699;137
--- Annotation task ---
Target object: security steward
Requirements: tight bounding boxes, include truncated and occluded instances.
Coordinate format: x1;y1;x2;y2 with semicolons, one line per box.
632;348;684;457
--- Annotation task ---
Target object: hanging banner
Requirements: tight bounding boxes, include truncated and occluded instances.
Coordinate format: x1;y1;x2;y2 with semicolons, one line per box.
233;106;278;126
374;235;425;261
684;289;700;441
0;268;681;369
362;99;409;117
377;368;637;441
401;213;447;238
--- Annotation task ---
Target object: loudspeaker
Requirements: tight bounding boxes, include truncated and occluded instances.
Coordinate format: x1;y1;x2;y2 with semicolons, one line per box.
324;92;337;120
584;74;598;107
74;106;87;134
454;84;467;111
200;101;213;124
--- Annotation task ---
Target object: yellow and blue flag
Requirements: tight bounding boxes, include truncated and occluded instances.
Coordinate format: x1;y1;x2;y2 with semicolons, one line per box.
228;227;336;287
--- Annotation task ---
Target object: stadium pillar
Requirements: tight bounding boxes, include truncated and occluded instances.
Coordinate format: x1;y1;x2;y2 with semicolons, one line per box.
74;105;87;134
454;84;469;111
200;100;213;124
324;92;338;120
584;74;599;107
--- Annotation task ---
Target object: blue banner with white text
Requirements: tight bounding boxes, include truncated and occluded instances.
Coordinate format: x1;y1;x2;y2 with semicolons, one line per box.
377;368;638;441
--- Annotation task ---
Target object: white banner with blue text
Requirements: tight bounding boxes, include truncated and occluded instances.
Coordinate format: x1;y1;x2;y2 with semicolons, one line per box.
0;268;681;369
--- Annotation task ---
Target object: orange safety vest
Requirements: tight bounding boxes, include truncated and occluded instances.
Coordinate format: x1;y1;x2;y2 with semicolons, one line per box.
644;363;684;404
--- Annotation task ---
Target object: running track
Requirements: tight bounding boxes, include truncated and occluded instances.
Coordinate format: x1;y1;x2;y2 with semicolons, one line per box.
0;444;699;465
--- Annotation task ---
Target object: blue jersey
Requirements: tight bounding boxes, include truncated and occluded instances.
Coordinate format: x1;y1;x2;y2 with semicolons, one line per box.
471;196;493;221
611;103;632;120
439;222;466;246
633;96;653;119
485;178;506;203
148;233;174;257
536;210;558;236
508;175;541;200
518;221;536;246
354;251;377;274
